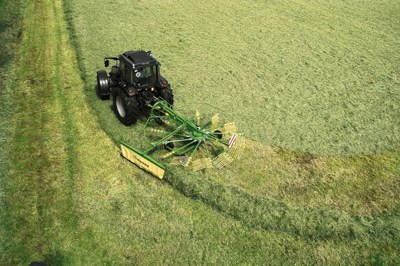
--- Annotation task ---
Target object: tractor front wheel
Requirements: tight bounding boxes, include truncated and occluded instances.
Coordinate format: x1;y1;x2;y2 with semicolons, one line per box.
96;70;110;100
112;87;140;126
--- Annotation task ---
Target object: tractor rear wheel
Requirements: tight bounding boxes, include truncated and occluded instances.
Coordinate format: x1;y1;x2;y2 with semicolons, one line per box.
159;87;174;106
112;87;140;126
96;70;110;100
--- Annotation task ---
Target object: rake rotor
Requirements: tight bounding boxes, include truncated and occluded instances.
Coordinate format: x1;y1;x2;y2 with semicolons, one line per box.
121;99;244;179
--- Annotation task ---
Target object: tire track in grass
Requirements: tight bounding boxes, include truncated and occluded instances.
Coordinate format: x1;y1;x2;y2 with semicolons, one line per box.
0;0;23;262
0;0;106;264
51;0;78;221
48;1;118;263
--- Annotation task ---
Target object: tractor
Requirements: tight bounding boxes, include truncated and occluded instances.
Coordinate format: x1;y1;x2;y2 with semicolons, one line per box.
96;50;173;125
96;51;244;179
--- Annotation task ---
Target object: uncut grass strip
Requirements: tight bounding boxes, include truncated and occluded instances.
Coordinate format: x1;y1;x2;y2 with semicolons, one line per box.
61;0;85;84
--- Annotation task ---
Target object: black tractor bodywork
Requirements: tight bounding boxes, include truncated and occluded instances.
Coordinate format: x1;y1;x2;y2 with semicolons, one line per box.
96;50;174;125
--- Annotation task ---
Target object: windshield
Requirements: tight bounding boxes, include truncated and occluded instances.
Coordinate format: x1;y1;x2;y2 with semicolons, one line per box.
133;66;156;83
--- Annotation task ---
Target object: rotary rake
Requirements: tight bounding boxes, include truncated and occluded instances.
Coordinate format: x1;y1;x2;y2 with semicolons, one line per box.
120;99;244;179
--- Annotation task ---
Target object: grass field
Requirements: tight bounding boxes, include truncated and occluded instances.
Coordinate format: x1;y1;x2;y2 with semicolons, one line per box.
0;0;399;264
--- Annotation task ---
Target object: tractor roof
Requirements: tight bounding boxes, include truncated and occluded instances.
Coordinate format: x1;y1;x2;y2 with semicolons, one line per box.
121;50;159;67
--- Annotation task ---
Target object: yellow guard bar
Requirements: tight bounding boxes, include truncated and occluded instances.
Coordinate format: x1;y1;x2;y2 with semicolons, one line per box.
120;143;166;179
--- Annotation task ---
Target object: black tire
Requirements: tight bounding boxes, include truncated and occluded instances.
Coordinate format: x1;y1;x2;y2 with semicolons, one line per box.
213;130;223;139
96;70;110;100
112;87;140;126
159;87;174;106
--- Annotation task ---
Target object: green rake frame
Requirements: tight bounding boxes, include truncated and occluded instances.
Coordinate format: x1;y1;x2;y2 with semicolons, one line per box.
121;99;244;179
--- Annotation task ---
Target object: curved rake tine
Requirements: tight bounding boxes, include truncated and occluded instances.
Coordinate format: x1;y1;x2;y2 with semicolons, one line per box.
199;113;218;129
195;110;201;126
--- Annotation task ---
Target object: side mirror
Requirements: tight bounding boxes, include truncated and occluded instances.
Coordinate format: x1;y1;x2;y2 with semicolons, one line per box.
104;59;109;67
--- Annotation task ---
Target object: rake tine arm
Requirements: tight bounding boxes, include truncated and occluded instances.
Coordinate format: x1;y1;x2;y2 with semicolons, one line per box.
144;125;183;154
172;139;199;155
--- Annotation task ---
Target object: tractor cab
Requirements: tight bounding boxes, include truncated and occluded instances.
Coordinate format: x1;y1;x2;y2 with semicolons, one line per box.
97;50;173;125
111;51;160;88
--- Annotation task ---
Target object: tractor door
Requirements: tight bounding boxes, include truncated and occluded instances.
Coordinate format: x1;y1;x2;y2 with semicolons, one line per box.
119;60;134;85
125;67;133;85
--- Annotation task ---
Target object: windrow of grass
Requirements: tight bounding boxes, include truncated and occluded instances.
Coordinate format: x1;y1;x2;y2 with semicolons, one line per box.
212;139;400;216
6;0;399;264
166;167;400;243
64;0;400;260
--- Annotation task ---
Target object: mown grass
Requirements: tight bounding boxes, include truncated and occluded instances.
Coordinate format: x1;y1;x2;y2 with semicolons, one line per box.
63;0;400;263
1;0;399;264
70;0;399;156
6;0;400;264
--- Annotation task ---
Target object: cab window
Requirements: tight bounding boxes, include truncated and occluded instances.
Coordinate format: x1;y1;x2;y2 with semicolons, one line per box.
125;67;133;83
